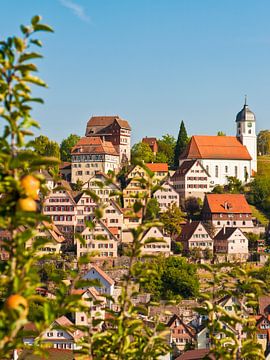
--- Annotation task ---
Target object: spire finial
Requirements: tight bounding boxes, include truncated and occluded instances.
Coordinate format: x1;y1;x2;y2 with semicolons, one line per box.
244;95;247;106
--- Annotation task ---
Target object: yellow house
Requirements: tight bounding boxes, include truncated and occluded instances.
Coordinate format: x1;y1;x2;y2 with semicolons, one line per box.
26;221;65;255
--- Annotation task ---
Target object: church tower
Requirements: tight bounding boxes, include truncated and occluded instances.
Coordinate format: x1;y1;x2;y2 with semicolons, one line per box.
236;98;257;173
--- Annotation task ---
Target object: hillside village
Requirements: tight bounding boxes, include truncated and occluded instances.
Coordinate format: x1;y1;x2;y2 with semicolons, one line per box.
2;100;270;359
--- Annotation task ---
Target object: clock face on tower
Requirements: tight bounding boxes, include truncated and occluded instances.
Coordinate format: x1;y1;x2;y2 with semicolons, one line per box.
247;122;252;128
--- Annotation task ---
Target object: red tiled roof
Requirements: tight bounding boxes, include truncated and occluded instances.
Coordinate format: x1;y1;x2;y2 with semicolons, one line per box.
108;227;119;235
71;137;119;156
205;194;252;214
142;137;157;145
180;135;252;160
176;349;214;360
87;116;131;130
145;163;168;172
60;162;71;169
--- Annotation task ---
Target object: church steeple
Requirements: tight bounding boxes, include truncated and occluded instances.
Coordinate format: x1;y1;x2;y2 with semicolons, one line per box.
236;98;257;173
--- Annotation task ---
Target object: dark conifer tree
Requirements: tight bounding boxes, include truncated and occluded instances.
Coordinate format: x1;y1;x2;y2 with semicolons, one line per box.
174;120;188;168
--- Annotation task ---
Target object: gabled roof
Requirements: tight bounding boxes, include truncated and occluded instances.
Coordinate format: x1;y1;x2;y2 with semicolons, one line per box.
88;264;114;285
41;221;65;243
204;194;252;214
167;314;196;338
176;349;214;360
145;163;168;172
71;137;119;156
71;287;103;301
86;116;131;130
142;137;158;145
180;221;210;241
172;160;210;178
60;162;71;170
180;135;252;160
214;227;243;240
142;226;164;240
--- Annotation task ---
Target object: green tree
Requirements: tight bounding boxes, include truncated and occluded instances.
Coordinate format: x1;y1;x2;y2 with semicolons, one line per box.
32;135;60;158
145;198;160;220
217;131;226;136
225;176;244;193
257;130;270;155
60;134;80;162
184;197;202;218
155;151;168;163
174;120;188;168
140;256;199;301
249;175;270;211
157;134;176;167
161;257;199;300
131;142;154;164
245;232;259;252
160;203;186;238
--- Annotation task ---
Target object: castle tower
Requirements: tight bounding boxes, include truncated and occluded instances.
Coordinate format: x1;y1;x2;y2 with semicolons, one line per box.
236;97;257;173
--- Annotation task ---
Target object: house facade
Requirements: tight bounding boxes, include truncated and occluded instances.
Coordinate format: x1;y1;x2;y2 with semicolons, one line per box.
77;220;118;259
141;226;171;256
170;160;211;201
202;194;254;233
178;221;213;252
71;137;120;184
214;227;249;260
167;314;196;352
154;181;180;211
85;115;131;164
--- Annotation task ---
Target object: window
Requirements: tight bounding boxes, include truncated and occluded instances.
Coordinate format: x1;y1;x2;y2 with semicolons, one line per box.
47;332;53;337
225;166;228;173
215;165;218;178
57;332;64;337
81;316;85;321
234;166;238;178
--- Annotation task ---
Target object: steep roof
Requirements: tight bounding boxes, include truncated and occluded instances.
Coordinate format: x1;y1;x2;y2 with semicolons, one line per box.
86;116;131;130
180;135;252;160
71;137;119;156
180;221;210;241
145;163;168;172
214;227;239;240
89;264;115;285
42;221;65;243
171;160;210;178
204;194;252;214
142;137;158;145
176;349;214;360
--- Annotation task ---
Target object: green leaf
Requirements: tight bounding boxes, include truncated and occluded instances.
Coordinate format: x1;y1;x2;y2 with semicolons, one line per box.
13;37;25;52
30;39;43;47
22;75;47;87
31;15;42;25
33;24;54;33
19;52;43;62
20;25;31;35
16;64;38;72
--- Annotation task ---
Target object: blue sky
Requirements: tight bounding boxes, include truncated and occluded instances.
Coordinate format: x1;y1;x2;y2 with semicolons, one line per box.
1;0;270;144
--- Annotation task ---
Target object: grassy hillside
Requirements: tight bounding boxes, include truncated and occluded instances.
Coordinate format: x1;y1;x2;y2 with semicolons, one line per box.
258;155;270;177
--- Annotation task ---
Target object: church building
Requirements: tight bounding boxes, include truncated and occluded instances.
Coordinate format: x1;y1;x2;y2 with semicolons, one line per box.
179;101;257;186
